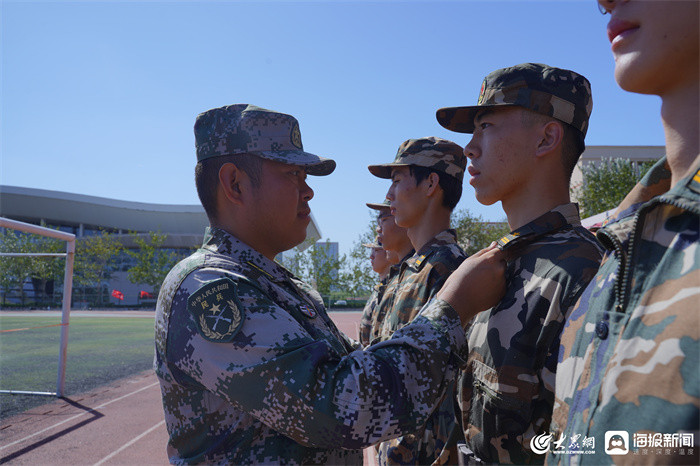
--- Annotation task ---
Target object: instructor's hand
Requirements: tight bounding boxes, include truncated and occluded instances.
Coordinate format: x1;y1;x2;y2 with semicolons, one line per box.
437;243;507;327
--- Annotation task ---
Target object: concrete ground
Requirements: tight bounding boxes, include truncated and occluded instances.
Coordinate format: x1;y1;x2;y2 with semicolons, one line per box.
0;310;376;465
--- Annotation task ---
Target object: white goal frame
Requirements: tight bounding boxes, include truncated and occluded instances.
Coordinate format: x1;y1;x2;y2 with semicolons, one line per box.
0;217;75;397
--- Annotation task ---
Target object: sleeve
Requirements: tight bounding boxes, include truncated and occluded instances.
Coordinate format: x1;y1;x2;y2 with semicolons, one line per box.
358;289;378;347
166;269;465;450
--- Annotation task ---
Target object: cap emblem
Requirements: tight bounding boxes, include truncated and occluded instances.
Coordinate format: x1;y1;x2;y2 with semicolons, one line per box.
477;78;487;105
291;122;303;149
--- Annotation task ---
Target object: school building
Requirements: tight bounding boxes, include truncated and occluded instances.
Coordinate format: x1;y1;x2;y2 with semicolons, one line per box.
0;185;322;306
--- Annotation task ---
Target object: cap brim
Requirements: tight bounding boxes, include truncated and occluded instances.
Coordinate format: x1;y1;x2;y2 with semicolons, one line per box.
366;202;390;211
436;104;519;134
254;150;336;176
367;163;409;179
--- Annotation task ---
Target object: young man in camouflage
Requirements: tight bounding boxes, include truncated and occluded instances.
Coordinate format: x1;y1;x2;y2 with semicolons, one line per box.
154;104;508;464
436;63;604;464
358;234;394;346
367;137;468;464
359;200;413;347
547;1;699;464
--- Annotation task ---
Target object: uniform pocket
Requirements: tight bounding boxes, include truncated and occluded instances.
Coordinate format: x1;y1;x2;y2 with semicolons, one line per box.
464;360;538;462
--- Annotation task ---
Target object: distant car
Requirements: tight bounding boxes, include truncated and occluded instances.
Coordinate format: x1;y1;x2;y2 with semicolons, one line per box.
334;300;348;306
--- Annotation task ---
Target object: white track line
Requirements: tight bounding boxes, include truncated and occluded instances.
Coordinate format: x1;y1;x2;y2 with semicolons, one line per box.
93;420;165;466
0;381;160;452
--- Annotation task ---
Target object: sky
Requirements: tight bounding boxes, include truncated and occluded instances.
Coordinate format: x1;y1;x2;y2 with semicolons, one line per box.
1;0;666;256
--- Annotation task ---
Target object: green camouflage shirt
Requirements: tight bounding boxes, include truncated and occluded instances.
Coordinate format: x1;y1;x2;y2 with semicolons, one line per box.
154;227;467;465
359;278;387;347
361;251;413;347
458;203;603;464
547;158;700;465
371;230;466;465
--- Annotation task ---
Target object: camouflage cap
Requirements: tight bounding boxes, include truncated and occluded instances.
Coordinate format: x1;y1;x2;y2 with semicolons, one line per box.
362;236;384;249
366;199;391;211
194;104;336;176
436;63;593;136
367;137;467;181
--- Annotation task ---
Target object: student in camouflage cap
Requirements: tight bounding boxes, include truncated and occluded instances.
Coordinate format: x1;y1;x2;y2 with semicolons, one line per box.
154;104;508;464
367;137;468;465
436;63;604;464
358;200;412;347
548;2;699;464
358;233;397;346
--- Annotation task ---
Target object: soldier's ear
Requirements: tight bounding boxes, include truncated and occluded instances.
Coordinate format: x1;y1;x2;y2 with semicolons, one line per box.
219;162;247;206
535;120;563;158
425;172;441;196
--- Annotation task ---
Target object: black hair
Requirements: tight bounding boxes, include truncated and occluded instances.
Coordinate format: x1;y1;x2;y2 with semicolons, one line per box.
195;153;263;222
408;165;463;210
521;110;586;181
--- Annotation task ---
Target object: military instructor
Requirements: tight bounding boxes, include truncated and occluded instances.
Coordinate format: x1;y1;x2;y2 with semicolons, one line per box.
154;104;507;464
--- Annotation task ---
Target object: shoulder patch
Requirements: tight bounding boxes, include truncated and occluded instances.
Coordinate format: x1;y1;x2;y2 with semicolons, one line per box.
497;232;520;248
187;278;244;343
687;168;700;194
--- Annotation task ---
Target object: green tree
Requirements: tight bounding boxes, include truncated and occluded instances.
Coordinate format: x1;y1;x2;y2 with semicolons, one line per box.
74;231;123;307
0;229;32;306
0;228;66;307
278;239;347;307
309;240;347;305
26;232;65;306
573;158;656;218
126;231;178;296
452;208;510;256
343;213;378;298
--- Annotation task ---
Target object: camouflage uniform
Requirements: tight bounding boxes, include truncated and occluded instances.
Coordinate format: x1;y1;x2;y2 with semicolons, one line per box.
457;204;603;464
362;251;413;347
375;230;466;341
435;63;601;464
373;230;467;464
155;227;468;464
367;137;469;465
155;104;470;464
547;158;700;465
360;263;394;347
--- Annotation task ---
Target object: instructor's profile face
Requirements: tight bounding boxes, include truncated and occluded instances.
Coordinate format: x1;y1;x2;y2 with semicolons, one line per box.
249;159;314;256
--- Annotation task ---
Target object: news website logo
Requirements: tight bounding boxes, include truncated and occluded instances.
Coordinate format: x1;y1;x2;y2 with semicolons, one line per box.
530;432;553;455
605;431;629;455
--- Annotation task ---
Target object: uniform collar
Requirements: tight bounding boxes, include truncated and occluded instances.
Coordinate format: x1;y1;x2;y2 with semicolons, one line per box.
406;229;458;270
386;249;415;278
597;156;700;245
497;203;581;250
202;227;291;283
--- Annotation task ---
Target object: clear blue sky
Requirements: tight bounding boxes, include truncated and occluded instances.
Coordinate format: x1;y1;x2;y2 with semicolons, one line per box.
1;0;665;256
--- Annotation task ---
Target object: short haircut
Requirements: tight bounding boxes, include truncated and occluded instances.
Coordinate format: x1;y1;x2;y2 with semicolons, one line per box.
408;165;463;210
195;153;263;222
521;110;586;181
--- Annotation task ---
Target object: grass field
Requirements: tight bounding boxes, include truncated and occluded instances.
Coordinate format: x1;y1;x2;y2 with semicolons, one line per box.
0;314;156;420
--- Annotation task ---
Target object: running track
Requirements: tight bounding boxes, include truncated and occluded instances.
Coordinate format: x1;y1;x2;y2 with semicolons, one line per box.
0;311;376;465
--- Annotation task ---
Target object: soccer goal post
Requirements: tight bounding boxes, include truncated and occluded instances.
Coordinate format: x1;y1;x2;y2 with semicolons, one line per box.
0;217;75;397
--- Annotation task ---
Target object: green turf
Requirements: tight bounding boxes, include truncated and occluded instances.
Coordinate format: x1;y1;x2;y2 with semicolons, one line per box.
0;314;156;420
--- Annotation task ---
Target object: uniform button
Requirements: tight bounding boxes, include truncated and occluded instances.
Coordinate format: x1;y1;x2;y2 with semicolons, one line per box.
595;321;609;339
